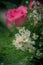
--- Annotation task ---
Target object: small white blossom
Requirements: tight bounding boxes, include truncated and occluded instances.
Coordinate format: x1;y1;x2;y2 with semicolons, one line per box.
13;27;35;51
36;50;43;58
29;4;42;23
40;37;42;39
25;1;28;4
37;1;41;5
41;31;43;35
29;47;36;53
32;33;39;40
33;10;37;14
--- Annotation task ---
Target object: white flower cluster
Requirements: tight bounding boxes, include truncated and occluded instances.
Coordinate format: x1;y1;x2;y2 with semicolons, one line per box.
36;50;43;58
29;9;41;21
13;27;35;51
32;33;39;40
29;1;42;25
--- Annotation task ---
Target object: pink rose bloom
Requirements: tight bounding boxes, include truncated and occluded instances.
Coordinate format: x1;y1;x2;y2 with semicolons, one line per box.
5;6;27;27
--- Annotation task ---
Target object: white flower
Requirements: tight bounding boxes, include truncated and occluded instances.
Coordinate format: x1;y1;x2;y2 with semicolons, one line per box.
29;7;41;22
33;10;37;14
37;1;41;5
36;50;43;57
12;27;35;51
32;33;39;40
41;31;43;34
25;1;28;4
29;47;36;53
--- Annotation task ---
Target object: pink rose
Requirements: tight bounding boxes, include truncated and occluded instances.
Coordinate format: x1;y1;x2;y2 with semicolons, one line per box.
5;6;27;27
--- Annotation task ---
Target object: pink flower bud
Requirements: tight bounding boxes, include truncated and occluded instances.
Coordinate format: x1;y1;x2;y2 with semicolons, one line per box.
29;1;34;10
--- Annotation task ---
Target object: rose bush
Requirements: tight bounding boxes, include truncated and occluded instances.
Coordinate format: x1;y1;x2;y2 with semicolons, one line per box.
5;6;27;27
